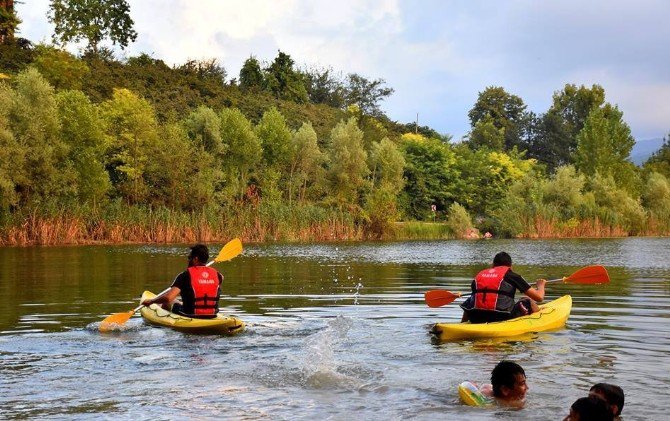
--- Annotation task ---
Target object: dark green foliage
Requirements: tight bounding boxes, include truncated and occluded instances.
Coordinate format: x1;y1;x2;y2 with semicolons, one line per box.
399;134;457;219
0;1;20;43
468;86;528;151
0;38;34;73
344;73;394;117
264;50;308;103
48;0;137;54
644;133;670;179
239;56;264;91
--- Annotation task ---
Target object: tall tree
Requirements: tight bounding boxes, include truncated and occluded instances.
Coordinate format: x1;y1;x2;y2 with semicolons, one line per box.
56;89;110;206
288;122;324;203
0;0;19;44
264;50;308;103
100;88;159;204
643;132;670;180
48;0;138;54
239;56;264;91
344;73;394;117
574;105;638;192
400;134;457;219
326;117;369;207
525;84;606;170
218;108;262;202
302;66;345;108
468;86;528;151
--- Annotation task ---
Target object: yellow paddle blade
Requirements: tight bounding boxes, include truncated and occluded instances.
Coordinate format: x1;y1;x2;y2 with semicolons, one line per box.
214;238;243;263
99;310;134;332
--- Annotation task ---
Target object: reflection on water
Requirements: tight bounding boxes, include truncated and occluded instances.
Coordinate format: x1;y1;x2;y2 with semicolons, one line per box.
0;238;669;419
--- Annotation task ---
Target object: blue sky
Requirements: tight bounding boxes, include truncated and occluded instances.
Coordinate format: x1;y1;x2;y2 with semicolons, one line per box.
17;0;670;141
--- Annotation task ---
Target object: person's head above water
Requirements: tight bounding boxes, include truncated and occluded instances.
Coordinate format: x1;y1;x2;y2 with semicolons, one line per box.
590;383;624;416
491;360;527;401
493;252;512;267
564;396;613;421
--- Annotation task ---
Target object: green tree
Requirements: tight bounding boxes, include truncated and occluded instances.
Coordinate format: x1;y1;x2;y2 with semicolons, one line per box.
56;89;110;206
523;110;572;173
145;122;215;210
219;107;262;202
0;0;20;44
48;0;137;54
0;82;22;209
255;107;292;201
468;86;527;151
525;84;606;171
326;117;369;207
264;50;308;103
466;114;505;151
239;56;264;91
6;68;71;204
643;132;670;179
400;133;457;219
549;84;605;140
344;73;394;117
642;172;670;226
574;105;638;192
364;137;405;236
446;202;474;237
33;45;90;90
182;106;223;155
288;122;324;203
452;145;535;217
100;88;159;204
302;66;345;108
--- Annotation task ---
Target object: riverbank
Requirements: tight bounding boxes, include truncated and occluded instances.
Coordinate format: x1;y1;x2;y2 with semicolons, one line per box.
1;206;665;246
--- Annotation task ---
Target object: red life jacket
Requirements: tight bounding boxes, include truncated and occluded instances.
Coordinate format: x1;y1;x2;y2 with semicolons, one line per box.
473;266;515;312
187;266;220;316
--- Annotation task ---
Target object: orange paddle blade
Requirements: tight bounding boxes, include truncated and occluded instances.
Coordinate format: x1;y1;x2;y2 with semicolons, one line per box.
564;265;610;284
99;310;134;332
424;290;463;308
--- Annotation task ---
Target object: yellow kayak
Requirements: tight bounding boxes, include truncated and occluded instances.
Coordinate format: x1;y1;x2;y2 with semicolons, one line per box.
139;291;245;335
430;295;572;341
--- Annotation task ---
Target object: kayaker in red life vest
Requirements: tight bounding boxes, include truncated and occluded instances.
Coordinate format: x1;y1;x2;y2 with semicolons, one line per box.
460;252;546;323
141;244;223;319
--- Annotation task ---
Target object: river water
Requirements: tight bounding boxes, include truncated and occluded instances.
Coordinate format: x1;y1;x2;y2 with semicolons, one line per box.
1;238;668;420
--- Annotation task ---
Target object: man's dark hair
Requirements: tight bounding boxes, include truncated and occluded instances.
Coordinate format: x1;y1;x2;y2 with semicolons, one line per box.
493;252;512;267
590;383;624;416
570;396;614;421
189;244;209;263
491;360;525;397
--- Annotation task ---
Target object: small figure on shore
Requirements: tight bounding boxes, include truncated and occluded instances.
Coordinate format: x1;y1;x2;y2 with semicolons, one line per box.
483;231;493;239
142;244;223;318
563;395;613;421
460;252;546;323
589;383;624;417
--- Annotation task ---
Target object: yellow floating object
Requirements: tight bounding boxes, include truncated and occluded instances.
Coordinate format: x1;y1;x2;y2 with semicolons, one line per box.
139;291;245;335
431;295;572;341
458;381;493;407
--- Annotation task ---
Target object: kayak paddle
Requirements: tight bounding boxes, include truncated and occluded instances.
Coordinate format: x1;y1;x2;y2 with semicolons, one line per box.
424;265;609;308
98;238;244;332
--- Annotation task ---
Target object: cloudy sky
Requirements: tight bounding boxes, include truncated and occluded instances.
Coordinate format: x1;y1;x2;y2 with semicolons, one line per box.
16;0;670;141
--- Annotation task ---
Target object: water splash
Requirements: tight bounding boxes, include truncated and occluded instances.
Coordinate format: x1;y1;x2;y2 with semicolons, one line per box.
300;315;356;389
353;283;364;305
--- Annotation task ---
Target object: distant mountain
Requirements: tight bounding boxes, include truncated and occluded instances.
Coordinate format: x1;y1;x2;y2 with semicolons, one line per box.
631;137;664;165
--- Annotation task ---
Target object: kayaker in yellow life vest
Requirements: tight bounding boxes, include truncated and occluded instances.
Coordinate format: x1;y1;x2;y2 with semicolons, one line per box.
141;244;223;319
460;252;546;323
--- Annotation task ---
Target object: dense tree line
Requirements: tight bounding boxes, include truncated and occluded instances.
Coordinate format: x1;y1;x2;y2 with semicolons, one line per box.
0;1;669;242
